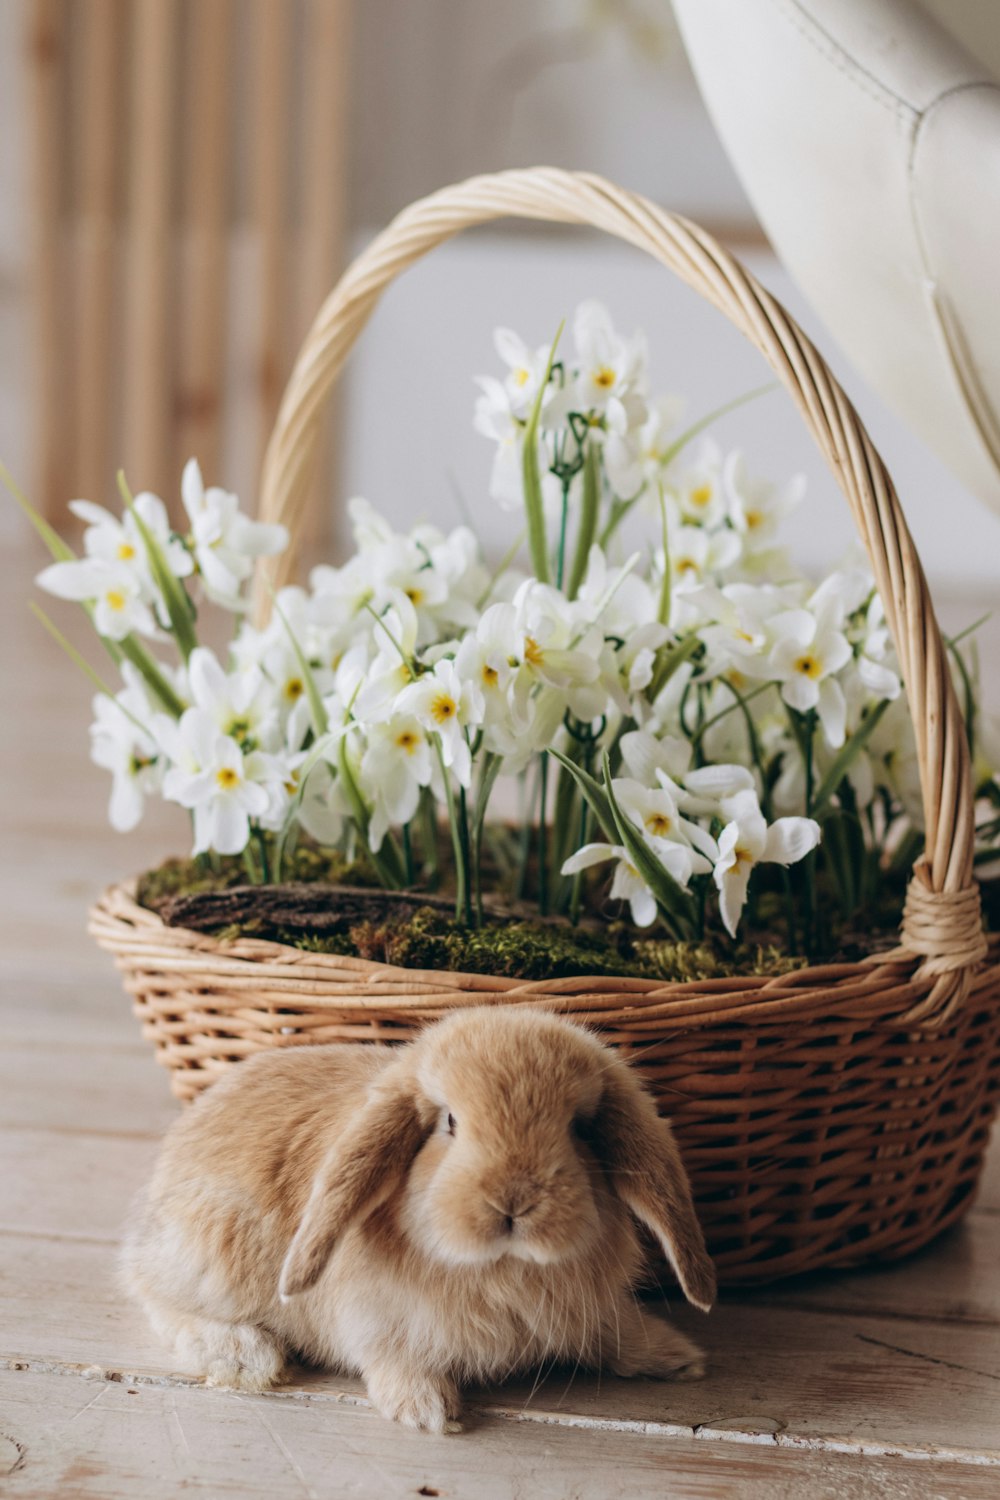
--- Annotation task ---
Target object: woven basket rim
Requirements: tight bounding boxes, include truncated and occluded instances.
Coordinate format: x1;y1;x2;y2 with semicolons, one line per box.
90;877;1000;1033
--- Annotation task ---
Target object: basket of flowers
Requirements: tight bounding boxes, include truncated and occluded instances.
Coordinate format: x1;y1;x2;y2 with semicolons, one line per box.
21;169;1000;1284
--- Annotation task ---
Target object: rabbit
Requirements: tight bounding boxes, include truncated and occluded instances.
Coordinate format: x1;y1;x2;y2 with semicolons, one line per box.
122;1006;716;1433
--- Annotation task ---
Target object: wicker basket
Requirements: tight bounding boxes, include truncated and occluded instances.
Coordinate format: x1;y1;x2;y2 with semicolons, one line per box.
90;168;1000;1285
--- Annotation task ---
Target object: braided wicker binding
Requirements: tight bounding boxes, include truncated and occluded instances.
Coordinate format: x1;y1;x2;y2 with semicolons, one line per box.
90;169;1000;1283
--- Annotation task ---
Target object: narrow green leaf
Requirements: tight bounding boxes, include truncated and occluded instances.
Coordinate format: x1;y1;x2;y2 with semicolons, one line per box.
549;749;618;846
28;603;154;738
120;475;198;661
655;480;671;626
521;323;564;583
811;699;891;815
116;635;186;717
601;753;696;939
1;461;76;562
565;441;601;600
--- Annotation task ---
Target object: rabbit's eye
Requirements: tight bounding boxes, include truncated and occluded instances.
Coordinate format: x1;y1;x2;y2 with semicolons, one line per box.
447;1112;457;1135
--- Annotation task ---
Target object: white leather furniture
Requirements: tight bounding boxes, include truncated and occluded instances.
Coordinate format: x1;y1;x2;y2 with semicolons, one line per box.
673;0;1000;516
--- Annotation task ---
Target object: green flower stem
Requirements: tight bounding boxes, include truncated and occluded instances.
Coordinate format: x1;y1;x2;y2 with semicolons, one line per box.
337;734;405;889
521;324;564;583
565;442;600;601
656;481;671;627
537;752;550;917
568;792;593;927
418;788;440;886
252;825;271;884
470;751;502;927
556;480;571;591
433;737;470;924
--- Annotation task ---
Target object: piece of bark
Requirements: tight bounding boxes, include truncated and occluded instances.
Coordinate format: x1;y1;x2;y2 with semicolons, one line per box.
158;883;459;935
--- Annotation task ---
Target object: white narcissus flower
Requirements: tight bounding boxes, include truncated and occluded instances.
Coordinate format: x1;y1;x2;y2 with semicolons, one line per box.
187;646;279;750
572;300;648;431
160;707;273;855
612;777;718;874
36;556;160;640
713;788;821;938
724;451;804;550
673;440;728;529
473;375;524;509
89;665;162;831
71;493;193;589
181;458;288;609
493;327;550;418
662;525;742;601
561;843;659;928
768;605;853;746
395;658;483;787
360;716;433;851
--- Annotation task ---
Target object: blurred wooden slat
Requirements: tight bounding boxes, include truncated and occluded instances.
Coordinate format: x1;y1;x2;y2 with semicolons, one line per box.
74;0;122;510
29;0;354;529
123;0;178;504
175;0;231;486
29;0;69;520
298;0;353;550
253;0;293;477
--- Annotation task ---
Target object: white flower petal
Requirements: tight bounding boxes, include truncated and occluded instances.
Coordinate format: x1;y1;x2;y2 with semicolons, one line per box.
762;816;822;866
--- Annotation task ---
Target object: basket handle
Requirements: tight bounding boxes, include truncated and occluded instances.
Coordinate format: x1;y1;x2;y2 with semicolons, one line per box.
253;167;985;1021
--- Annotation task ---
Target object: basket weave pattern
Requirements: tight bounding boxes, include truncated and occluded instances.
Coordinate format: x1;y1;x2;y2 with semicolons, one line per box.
90;169;1000;1284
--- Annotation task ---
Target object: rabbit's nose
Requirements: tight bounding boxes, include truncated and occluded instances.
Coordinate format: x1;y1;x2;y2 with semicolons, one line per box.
485;1189;540;1232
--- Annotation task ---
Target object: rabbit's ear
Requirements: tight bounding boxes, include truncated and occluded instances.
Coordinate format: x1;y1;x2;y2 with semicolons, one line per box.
594;1055;716;1312
279;1066;428;1298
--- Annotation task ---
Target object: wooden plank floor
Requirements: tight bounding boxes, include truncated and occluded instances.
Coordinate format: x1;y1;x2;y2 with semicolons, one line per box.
2;541;999;1498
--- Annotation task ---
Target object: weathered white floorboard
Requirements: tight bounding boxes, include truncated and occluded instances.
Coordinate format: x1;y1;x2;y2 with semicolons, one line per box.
5;1369;998;1500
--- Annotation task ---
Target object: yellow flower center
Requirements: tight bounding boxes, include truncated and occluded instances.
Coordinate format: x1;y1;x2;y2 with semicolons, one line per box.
592;366;616;389
745;509;763;530
793;654;822;680
513;366;530;387
216;766;240;791
482;664;499;687
676;558;698;576
405;587;424;605
727;669;748;691
689;484;712;508
736;630;755;643
430;693;457;725
644;813;673;838
117;541;136;561
395;730;418;753
284;677;304;701
105;589;127;612
734;844;754;871
524;637;544;667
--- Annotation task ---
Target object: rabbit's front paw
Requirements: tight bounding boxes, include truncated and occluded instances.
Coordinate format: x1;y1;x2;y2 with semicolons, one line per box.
607;1312;706;1381
366;1363;463;1434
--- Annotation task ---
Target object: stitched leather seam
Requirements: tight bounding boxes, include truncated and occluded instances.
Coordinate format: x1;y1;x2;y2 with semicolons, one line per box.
768;0;917;121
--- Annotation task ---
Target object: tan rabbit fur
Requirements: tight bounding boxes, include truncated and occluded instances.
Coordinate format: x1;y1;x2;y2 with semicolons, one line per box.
123;1007;716;1432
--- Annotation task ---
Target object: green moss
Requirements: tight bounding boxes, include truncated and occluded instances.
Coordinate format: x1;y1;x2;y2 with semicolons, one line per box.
347;905;805;983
